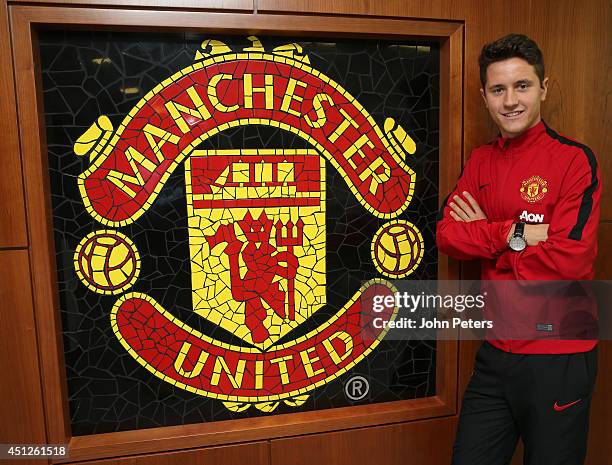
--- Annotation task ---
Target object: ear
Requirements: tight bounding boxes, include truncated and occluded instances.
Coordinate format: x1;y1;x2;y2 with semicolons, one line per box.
480;87;487;107
540;77;549;101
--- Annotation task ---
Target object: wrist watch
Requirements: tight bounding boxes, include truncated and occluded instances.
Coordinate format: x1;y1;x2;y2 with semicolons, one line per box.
508;222;527;252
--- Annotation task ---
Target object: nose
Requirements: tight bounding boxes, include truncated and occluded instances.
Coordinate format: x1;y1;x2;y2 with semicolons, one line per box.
503;88;519;108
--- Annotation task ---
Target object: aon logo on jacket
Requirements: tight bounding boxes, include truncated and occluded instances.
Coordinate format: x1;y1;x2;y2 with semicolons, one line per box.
519;210;545;223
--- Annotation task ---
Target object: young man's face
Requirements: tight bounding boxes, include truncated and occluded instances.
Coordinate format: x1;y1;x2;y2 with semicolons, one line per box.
480;57;548;139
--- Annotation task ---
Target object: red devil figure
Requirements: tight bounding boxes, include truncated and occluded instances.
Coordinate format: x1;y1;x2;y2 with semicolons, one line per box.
206;212;302;343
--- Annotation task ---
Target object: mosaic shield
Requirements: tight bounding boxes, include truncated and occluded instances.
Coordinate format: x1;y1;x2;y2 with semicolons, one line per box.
186;149;326;348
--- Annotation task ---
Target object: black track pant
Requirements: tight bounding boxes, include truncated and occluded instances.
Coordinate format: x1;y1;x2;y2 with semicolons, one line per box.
452;342;598;465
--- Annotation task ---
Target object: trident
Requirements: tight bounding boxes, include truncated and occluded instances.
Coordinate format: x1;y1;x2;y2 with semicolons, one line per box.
275;218;304;321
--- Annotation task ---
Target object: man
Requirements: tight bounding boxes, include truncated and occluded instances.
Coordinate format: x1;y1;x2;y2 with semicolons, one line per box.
436;34;601;465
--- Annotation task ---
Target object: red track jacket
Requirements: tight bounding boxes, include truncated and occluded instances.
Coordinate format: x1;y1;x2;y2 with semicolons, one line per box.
436;121;601;354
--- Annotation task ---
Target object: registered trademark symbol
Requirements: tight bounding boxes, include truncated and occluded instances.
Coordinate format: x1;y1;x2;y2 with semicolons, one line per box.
345;375;369;401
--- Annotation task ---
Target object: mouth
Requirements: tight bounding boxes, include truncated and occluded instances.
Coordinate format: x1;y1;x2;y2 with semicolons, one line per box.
501;110;524;118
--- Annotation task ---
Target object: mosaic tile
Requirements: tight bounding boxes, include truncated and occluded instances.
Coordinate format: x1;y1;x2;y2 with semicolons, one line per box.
40;32;439;435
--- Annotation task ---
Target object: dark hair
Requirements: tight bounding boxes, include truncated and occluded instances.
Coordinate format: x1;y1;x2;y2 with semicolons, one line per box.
479;34;545;87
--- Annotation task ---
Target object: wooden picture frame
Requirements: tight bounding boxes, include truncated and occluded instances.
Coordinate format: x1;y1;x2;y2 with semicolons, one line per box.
9;5;463;462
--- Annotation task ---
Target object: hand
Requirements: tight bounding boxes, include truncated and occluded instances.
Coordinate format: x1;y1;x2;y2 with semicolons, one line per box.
449;191;487;222
525;224;549;246
506;223;549;246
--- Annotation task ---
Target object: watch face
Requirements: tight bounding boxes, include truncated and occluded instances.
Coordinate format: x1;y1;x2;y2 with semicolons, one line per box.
509;236;527;252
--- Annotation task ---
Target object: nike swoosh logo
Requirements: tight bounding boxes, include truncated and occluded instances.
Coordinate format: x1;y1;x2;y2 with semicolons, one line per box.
479;183;490;189
554;399;582;411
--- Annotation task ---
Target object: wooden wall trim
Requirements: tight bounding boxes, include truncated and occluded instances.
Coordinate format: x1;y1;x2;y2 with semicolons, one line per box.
435;23;464;412
69;441;270;465
437;23;463;282
10;4;73;448
0;0;27;247
9;5;461;36
8;0;254;10
10;5;462;463
61;397;451;463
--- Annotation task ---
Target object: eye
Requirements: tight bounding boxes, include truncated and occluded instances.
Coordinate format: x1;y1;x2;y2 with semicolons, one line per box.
517;83;530;91
492;87;504;95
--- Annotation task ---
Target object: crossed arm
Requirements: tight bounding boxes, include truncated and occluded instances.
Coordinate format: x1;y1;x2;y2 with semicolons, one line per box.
435;144;600;281
448;191;549;246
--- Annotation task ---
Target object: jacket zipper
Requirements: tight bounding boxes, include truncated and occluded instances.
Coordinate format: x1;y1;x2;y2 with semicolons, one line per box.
496;140;512;224
498;140;512;353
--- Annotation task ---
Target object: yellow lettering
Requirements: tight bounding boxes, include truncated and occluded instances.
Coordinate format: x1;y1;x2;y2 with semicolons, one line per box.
322;331;354;365
269;355;292;385
343;133;375;171
243;73;274;109
210;355;246;389
173;342;209;378
329;108;359;143
142;124;180;164
300;347;324;378
107;146;156;197
208;74;239;113
280;78;308;117
164;86;212;134
106;123;179;197
305;93;334;128
359;157;391;195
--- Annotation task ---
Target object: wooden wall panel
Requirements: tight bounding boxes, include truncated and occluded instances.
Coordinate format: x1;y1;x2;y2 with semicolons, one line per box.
589;223;612;464
595;223;611;280
577;0;610;220
271;417;456;465
602;63;612;220
0;250;47;465
0;0;27;247
9;0;254;11
1;1;608;465
70;441;269;465
257;0;450;19
586;340;612;465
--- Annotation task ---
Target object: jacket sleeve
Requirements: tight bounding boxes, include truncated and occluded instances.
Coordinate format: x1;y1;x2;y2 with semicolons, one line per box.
436;151;514;260
496;149;601;280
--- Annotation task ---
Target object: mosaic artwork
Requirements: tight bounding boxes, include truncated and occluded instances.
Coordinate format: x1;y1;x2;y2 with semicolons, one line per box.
40;32;440;434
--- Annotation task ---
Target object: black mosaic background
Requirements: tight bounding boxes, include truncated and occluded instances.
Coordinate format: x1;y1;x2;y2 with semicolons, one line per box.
39;31;440;435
